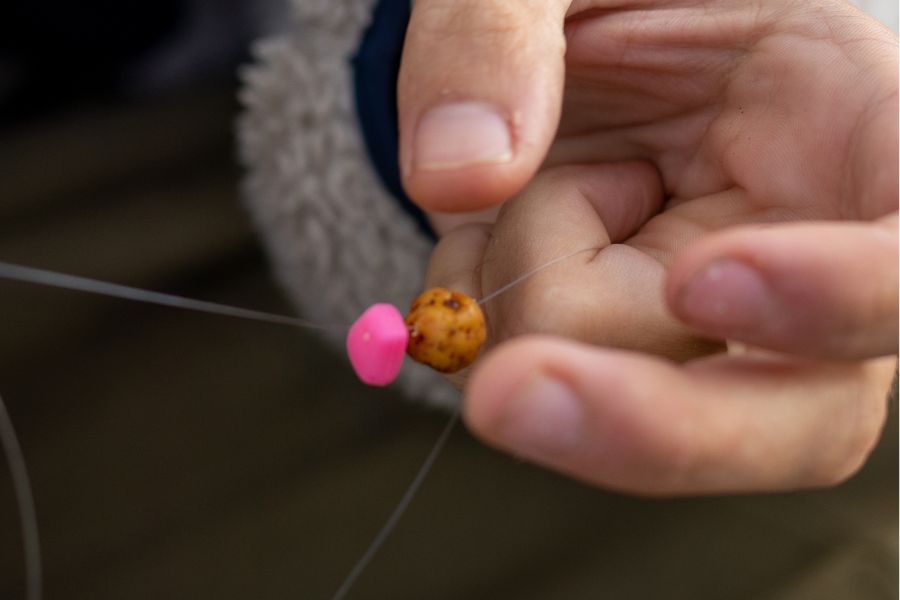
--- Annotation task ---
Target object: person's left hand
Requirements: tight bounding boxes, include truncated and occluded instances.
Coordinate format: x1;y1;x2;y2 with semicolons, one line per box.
404;0;898;494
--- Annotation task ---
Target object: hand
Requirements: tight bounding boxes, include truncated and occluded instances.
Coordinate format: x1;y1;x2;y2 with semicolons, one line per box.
400;0;898;493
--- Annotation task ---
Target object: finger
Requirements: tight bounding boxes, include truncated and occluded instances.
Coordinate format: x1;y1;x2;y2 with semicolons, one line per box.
424;222;491;296
398;0;570;211
478;162;720;360
422;162;669;387
666;216;899;360
425;204;501;238
465;337;895;494
426;162;663;296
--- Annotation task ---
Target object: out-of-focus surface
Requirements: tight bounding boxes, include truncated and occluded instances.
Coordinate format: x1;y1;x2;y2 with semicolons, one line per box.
0;2;897;599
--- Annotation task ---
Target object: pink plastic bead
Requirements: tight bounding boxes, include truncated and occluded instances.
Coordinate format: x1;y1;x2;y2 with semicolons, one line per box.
346;303;408;386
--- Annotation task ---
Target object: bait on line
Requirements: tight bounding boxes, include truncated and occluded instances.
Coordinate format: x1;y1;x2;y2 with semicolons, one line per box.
0;246;598;600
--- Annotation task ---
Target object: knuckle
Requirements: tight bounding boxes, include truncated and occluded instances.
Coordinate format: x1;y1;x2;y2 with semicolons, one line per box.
504;166;597;222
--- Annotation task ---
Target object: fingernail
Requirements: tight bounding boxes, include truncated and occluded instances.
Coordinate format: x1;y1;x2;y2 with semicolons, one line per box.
677;259;772;332
496;374;584;459
414;102;513;171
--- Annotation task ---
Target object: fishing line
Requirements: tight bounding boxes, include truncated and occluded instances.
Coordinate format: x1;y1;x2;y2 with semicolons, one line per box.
0;393;41;600
331;407;460;600
0;262;344;332
330;245;600;599
477;246;599;305
0;245;599;600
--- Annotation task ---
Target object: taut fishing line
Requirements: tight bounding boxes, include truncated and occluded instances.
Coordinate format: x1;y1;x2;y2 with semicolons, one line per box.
0;246;598;600
0;263;344;332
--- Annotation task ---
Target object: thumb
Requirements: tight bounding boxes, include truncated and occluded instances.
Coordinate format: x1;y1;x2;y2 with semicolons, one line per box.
666;216;899;360
398;0;570;212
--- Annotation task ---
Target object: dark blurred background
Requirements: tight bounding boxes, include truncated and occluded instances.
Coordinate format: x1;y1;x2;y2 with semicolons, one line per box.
0;1;897;599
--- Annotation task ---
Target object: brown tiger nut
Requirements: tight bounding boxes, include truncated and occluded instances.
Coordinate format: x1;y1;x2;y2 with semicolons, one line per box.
405;288;486;373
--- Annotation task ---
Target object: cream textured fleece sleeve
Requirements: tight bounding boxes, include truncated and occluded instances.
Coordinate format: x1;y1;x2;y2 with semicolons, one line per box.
238;0;459;408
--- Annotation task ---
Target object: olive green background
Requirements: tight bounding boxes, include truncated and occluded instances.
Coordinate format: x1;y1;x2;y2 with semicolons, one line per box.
0;83;896;599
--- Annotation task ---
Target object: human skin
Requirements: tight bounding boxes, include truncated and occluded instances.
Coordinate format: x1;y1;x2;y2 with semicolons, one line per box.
397;0;898;494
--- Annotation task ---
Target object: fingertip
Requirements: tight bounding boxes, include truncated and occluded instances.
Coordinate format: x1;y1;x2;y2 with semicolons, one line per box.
424;222;492;293
668;256;772;339
465;337;605;467
403;160;527;212
463;337;583;435
666;222;899;359
463;337;701;492
664;226;770;328
664;237;725;312
401;98;551;211
396;0;568;212
463;337;536;437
